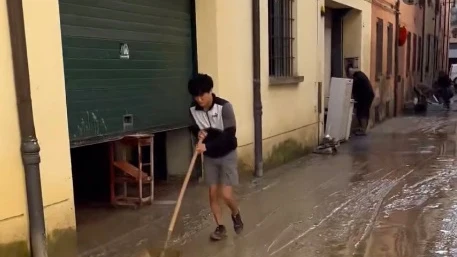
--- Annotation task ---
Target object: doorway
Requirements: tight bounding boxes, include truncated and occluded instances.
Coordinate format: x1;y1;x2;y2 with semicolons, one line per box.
323;6;349;129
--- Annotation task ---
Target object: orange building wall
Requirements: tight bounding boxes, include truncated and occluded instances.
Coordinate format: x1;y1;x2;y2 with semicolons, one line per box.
370;0;449;116
398;2;424;108
371;0;397;121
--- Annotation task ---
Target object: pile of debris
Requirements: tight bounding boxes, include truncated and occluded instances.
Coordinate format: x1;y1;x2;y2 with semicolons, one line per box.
313;135;339;155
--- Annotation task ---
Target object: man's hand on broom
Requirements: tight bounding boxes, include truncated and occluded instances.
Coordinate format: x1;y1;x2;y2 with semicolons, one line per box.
198;130;207;140
196;130;207;154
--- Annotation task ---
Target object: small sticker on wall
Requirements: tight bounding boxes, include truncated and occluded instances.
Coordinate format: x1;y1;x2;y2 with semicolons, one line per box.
120;43;130;60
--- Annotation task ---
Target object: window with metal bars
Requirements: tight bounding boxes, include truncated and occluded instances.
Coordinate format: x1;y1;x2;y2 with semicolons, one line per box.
375;18;383;79
426;34;431;72
418;36;422;72
387;22;393;77
413;34;417;72
435;36;438;70
406;32;411;75
268;0;295;77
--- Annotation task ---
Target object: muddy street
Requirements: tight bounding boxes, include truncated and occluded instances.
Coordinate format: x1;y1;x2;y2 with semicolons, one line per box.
79;110;457;257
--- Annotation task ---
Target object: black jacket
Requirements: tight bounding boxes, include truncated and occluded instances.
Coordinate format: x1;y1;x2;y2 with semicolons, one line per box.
352;71;375;107
189;95;237;158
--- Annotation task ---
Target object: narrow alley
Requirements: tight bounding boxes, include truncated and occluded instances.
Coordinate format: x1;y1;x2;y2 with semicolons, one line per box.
1;1;456;257
76;106;457;257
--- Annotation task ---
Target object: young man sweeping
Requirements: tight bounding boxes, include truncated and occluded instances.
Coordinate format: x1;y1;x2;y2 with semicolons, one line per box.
188;73;244;240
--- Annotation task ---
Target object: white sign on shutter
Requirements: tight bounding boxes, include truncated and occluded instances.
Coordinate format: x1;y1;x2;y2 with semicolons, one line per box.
120;43;130;60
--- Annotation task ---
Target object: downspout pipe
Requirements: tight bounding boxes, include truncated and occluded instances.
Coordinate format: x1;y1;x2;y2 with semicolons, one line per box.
252;0;263;177
436;0;442;74
394;0;400;117
433;0;438;79
6;1;48;257
421;0;426;82
442;0;448;69
444;1;452;72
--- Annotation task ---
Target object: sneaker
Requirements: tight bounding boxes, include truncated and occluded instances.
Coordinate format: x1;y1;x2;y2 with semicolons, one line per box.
232;211;244;234
210;225;227;241
354;130;367;136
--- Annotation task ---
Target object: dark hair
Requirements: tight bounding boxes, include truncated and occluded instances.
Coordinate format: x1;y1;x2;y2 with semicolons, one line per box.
188;73;213;96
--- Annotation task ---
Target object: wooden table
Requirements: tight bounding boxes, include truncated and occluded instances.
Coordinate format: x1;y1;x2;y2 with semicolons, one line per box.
109;134;154;208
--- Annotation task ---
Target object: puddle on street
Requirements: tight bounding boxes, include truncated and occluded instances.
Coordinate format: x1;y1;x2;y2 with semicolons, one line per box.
280;123;457;257
339;135;457;257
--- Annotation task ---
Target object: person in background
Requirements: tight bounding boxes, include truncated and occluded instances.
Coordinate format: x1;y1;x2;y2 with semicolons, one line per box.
346;65;375;136
434;70;453;110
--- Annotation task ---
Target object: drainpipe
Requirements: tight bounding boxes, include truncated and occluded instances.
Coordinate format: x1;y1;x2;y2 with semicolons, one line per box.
421;0;426;82
6;1;48;257
446;0;452;71
252;0;263;177
436;0;442;75
433;0;438;79
442;0;448;69
394;0;400;117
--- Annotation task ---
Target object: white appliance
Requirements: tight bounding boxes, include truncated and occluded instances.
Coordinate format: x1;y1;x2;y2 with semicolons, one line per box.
325;77;354;142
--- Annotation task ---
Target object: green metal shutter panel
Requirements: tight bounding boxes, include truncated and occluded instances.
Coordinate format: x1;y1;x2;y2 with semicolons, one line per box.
59;0;194;145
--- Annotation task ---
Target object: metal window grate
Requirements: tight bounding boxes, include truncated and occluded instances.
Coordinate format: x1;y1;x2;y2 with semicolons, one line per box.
375;19;384;78
406;32;411;74
387;23;393;76
418;36;422;72
413;34;417;72
435;36;438;70
268;0;295;77
426;34;431;72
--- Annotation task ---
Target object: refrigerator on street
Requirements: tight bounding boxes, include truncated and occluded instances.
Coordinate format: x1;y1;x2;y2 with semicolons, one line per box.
325;77;354;142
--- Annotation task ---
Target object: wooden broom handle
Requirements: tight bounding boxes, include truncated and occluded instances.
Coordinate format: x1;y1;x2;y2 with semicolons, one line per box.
167;138;203;233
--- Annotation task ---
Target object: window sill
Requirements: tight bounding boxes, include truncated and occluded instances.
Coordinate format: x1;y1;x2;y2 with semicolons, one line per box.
269;76;304;86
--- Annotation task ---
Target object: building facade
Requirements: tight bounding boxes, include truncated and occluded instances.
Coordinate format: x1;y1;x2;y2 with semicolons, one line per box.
322;0;372;127
398;0;426;107
4;0;453;255
371;0;397;122
0;0;382;255
0;0;76;256
371;0;450;117
197;0;372;170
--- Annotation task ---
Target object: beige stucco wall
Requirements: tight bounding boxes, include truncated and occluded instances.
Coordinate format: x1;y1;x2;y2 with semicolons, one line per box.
196;0;371;170
196;0;319;170
0;0;76;254
336;0;372;75
323;0;371;125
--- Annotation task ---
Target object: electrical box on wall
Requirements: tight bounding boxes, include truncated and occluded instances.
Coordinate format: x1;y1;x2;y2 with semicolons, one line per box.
123;114;134;131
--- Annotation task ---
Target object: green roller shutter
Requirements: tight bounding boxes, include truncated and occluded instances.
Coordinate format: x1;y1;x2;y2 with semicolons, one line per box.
59;0;194;146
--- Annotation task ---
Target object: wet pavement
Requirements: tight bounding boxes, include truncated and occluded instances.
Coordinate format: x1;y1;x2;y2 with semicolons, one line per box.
78;106;457;257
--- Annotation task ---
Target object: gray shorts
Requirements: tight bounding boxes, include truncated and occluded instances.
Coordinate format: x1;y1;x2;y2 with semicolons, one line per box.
203;150;239;186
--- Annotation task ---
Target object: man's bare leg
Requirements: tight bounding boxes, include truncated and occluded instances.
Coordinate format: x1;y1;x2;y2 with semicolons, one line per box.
221;185;244;234
209;185;222;224
221;185;239;215
209;185;226;240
